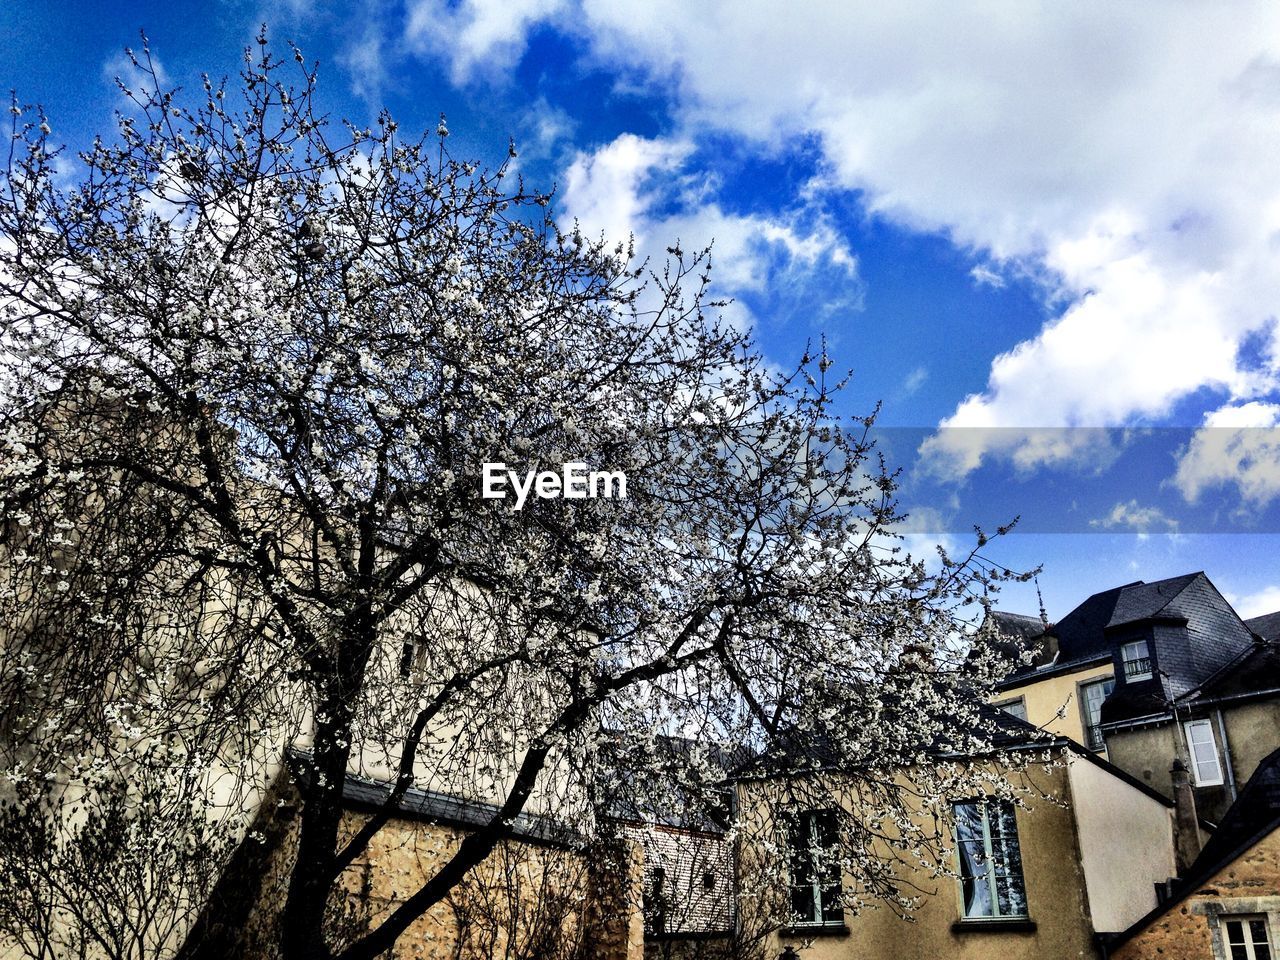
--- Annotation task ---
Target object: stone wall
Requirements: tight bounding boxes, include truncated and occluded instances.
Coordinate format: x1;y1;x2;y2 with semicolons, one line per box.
180;778;644;960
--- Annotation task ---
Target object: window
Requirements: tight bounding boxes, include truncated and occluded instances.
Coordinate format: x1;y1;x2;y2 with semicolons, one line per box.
1120;640;1153;681
1222;915;1273;960
398;640;417;679
996;698;1027;722
1080;677;1116;751
644;866;668;935
954;799;1028;921
1184;719;1225;787
786;810;843;927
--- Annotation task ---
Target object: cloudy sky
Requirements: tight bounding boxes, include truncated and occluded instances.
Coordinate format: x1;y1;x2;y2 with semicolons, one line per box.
6;0;1280;623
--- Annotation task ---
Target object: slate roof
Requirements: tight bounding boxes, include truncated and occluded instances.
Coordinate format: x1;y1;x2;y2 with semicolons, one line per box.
338;773;579;846
599;732;747;834
997;573;1264;722
1183;640;1280;704
1054;573;1200;657
989;610;1050;642
993;576;1207;691
285;750;580;847
1108;747;1280;948
1247;609;1280;642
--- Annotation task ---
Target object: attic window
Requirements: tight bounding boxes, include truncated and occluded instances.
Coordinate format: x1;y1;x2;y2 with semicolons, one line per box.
398;641;416;679
1120;640;1152;681
995;698;1027;722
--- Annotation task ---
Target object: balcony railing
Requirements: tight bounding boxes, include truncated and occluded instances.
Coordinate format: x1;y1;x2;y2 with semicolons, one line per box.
1122;655;1151;679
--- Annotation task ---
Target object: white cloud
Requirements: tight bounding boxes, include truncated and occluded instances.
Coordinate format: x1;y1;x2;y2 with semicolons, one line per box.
560;133;860;328
902;366;928;395
412;1;1280;474
918;426;1124;481
1227;584;1280;620
969;264;1005;289
1090;500;1179;534
1173;402;1280;507
405;0;570;83
102;48;169;97
340;16;391;106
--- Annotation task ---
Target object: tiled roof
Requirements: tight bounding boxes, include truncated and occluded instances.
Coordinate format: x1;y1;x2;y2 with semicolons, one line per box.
1246;609;1280;642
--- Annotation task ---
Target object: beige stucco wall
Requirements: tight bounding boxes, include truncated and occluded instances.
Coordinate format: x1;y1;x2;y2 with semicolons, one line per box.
996;662;1115;751
744;762;1108;960
1106;700;1280;824
1111;827;1280;960
1065;754;1174;933
1220;700;1280;794
1104;724;1178;800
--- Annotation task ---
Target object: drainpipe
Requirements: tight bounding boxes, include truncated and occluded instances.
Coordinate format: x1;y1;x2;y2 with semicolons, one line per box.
1171;759;1203;874
1215;708;1238;802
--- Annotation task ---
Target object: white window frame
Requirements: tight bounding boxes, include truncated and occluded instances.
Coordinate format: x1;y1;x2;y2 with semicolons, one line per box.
1120;640;1153;681
1185;718;1225;787
1220;914;1274;960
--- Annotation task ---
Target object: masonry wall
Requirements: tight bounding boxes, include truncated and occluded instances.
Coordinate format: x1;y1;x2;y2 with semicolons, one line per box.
180;789;643;960
1110;827;1280;960
619;821;735;937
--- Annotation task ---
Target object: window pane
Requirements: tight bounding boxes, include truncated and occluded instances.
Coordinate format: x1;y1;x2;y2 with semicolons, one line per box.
995;872;1027;918
1249;918;1268;944
819;878;842;923
1121;640;1152;678
1185;721;1223;784
961;870;994;918
1226;919;1246;945
1000;700;1027;721
955;802;983;843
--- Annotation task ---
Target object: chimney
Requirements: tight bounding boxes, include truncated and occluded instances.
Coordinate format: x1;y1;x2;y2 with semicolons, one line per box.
1171;758;1202;874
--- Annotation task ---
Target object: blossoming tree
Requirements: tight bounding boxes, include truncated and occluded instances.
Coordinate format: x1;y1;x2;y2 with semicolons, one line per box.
0;37;1032;960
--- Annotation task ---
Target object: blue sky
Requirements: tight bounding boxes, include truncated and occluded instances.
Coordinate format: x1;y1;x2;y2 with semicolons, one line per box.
6;0;1280;623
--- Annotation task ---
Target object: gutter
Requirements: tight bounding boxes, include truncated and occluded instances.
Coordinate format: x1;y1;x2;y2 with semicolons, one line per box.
1182;685;1280;710
994;654;1113;693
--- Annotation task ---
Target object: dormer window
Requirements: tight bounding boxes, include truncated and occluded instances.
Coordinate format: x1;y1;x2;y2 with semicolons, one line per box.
1120;640;1152;681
